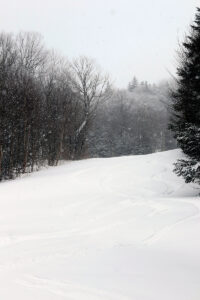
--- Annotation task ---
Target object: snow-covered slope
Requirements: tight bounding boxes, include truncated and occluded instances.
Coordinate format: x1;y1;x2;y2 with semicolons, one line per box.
0;150;199;300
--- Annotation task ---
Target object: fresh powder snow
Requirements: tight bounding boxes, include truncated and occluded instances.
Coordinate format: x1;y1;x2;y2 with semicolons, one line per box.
0;149;199;300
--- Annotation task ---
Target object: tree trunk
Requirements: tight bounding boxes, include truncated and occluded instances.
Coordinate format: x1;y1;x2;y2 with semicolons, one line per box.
0;145;3;179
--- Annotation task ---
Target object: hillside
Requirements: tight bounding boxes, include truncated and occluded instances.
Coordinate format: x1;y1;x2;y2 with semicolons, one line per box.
0;150;199;300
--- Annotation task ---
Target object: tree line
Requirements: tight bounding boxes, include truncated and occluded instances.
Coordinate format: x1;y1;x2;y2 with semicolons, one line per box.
0;32;109;180
0;31;179;182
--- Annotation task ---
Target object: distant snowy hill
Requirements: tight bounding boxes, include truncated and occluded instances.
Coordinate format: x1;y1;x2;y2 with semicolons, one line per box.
0;150;199;300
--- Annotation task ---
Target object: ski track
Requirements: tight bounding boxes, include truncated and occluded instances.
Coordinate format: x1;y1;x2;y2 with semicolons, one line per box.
99;161;200;247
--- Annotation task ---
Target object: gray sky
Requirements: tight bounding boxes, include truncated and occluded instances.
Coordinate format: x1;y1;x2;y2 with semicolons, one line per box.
0;0;199;87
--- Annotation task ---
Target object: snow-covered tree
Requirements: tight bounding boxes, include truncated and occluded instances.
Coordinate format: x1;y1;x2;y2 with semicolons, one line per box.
170;7;200;184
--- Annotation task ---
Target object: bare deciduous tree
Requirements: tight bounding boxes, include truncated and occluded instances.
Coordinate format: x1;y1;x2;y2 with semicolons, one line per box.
70;56;111;157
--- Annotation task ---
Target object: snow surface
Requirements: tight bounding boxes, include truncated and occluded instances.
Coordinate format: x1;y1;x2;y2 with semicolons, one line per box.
0;149;199;300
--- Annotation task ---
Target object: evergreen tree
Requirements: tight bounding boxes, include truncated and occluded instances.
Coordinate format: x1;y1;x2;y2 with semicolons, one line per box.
170;7;200;184
128;76;138;92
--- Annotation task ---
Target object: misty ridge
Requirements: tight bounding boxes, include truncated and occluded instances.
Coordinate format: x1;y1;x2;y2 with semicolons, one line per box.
0;31;176;181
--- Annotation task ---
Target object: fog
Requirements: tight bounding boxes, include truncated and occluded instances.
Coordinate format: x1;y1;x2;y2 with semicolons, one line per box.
0;0;199;87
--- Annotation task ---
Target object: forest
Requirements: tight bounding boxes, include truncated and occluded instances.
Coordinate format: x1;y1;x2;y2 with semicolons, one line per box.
0;32;176;181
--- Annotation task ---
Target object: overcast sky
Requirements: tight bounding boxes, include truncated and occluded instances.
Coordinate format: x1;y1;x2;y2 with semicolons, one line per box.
0;0;199;87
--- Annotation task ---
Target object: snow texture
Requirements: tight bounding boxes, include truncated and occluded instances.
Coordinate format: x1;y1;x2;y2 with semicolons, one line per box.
0;149;199;300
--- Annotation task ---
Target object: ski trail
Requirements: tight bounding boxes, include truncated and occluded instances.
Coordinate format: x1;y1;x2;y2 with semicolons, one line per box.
0;150;199;300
